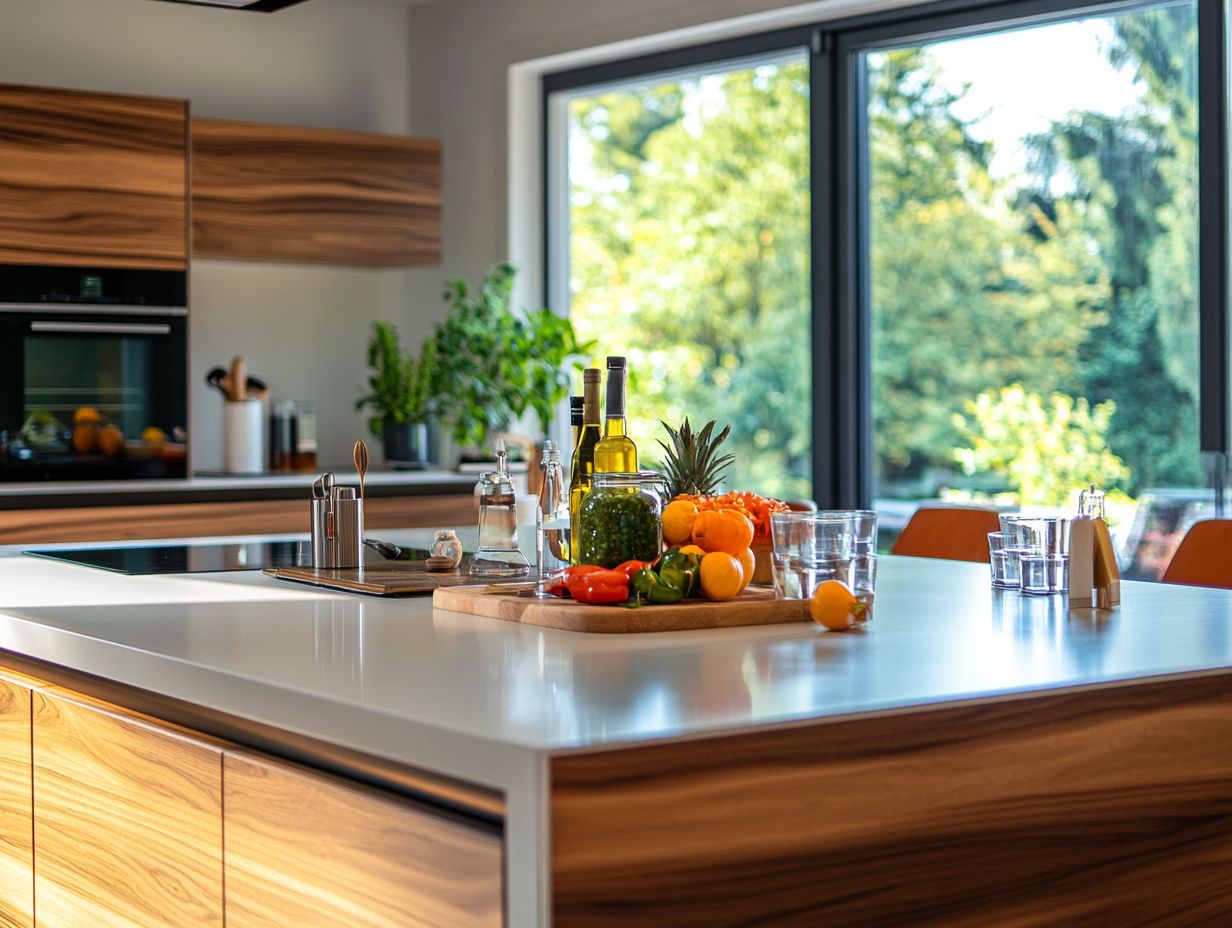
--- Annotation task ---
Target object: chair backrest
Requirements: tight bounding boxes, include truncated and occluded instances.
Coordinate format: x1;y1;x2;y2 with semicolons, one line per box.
1161;519;1232;589
891;506;1003;563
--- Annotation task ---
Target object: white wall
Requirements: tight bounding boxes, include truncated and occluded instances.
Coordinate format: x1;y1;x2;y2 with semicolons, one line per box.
0;0;442;471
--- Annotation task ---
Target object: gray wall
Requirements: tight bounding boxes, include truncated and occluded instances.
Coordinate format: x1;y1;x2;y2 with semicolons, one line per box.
0;0;441;471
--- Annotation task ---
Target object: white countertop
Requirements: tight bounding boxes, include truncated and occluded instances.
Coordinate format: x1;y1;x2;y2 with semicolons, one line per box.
0;533;1230;792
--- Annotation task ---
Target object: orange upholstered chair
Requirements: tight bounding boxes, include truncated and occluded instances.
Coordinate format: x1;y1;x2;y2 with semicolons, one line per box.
890;506;1003;563
1161;519;1232;589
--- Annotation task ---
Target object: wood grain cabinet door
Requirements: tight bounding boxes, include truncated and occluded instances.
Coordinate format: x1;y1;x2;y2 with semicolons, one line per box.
32;691;223;928
224;751;503;928
0;84;188;270
191;117;441;266
0;675;33;928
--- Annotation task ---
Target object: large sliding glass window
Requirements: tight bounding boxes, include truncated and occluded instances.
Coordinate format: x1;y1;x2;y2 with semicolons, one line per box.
860;2;1204;574
546;0;1226;578
548;47;813;499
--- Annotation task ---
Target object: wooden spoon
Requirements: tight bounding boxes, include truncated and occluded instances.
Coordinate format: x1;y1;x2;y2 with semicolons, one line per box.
353;438;369;501
230;356;247;402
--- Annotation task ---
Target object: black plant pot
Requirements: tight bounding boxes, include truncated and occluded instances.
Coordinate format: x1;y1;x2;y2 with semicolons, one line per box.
382;422;428;470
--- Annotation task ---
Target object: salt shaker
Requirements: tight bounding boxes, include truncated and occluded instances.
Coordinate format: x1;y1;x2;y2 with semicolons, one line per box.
431;530;463;568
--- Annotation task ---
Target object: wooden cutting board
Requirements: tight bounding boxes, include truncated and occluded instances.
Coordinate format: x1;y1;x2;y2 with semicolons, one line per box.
265;563;473;596
432;584;810;633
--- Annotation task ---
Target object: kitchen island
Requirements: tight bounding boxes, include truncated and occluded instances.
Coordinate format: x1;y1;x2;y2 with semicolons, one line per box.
0;533;1229;926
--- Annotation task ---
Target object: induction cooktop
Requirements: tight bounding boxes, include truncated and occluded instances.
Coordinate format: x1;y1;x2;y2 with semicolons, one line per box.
25;541;312;575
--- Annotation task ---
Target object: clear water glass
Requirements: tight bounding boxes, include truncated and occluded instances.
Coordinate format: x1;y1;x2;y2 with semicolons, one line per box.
999;514;1070;555
850;552;878;621
1020;553;1069;595
815;509;878;553
987;531;1021;589
769;511;855;600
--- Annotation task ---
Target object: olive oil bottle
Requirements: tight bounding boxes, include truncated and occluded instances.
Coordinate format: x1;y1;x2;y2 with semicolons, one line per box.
593;356;638;474
568;369;603;562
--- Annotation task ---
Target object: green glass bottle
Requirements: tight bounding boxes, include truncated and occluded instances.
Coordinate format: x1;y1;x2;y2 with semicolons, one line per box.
568;369;603;563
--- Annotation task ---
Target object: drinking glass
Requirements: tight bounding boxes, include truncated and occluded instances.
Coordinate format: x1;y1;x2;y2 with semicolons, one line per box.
816;509;878;554
1020;553;1069;595
987;532;1021;589
999;514;1070;555
769;512;855;600
850;552;878;621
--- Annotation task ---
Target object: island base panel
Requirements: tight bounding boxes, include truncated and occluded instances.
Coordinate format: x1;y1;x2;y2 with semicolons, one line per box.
552;674;1232;926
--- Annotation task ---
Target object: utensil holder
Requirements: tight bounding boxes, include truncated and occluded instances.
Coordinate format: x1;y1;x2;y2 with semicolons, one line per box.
224;400;264;474
310;492;363;568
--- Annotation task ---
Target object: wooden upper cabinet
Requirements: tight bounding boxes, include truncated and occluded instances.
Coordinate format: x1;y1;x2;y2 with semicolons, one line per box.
191;117;442;266
32;690;223;928
0;84;188;270
0;673;35;928
224;751;502;928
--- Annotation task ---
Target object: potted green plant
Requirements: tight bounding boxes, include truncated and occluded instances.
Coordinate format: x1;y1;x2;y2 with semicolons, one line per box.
431;263;592;458
355;321;437;469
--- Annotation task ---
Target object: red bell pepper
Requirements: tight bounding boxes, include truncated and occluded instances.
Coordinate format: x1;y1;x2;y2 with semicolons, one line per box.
612;559;654;580
565;567;630;605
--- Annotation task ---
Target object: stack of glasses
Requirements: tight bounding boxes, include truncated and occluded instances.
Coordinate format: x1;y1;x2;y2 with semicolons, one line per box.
769;510;879;617
988;514;1070;595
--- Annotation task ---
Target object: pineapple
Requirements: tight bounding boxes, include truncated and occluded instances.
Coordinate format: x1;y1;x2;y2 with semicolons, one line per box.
658;418;735;498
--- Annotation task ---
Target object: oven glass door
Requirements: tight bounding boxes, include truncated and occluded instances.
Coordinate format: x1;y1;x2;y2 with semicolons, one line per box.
1;313;188;481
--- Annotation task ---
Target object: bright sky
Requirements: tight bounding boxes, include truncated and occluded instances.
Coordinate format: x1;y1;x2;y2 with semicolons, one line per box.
913;17;1146;179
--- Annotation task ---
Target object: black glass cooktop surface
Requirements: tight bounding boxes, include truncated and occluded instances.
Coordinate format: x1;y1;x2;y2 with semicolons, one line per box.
25;541;312;575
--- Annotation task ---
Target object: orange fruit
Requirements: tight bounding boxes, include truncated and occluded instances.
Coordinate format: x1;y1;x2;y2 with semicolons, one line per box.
71;424;98;454
691;509;754;558
810;580;870;631
662;499;699;546
679;544;706;557
699;551;744;601
72;406;103;425
738;548;755;592
98;424;125;456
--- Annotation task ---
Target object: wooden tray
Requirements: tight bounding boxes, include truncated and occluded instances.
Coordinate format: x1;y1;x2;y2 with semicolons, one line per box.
265;563;472;596
432;584;809;634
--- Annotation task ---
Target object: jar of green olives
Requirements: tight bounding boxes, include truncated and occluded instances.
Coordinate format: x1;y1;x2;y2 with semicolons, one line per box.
576;473;663;567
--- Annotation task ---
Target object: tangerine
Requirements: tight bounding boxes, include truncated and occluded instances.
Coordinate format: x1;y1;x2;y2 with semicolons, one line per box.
699;551;744;601
691;509;754;558
662;499;699;546
809;580;869;631
738;548;755;592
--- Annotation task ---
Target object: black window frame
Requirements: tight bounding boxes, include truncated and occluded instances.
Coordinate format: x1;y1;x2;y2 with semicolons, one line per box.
543;0;1228;507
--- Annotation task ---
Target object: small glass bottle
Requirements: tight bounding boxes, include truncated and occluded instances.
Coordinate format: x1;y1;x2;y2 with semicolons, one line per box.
535;440;572;592
468;441;530;577
593;356;638;474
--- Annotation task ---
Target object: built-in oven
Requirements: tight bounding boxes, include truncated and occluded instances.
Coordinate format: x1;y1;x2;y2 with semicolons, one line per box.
0;264;189;482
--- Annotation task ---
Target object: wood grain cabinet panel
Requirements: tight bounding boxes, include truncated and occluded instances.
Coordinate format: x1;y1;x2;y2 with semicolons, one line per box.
191;118;441;266
224;751;502;928
0;84;188;269
32;691;223;928
0;675;34;928
0;493;474;544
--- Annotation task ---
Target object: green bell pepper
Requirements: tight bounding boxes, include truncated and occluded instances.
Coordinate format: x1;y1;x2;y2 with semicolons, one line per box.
631;567;684;605
656;547;702;599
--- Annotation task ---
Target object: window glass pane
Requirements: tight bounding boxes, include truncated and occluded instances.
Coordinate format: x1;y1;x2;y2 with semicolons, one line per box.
559;52;812;499
864;2;1202;576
